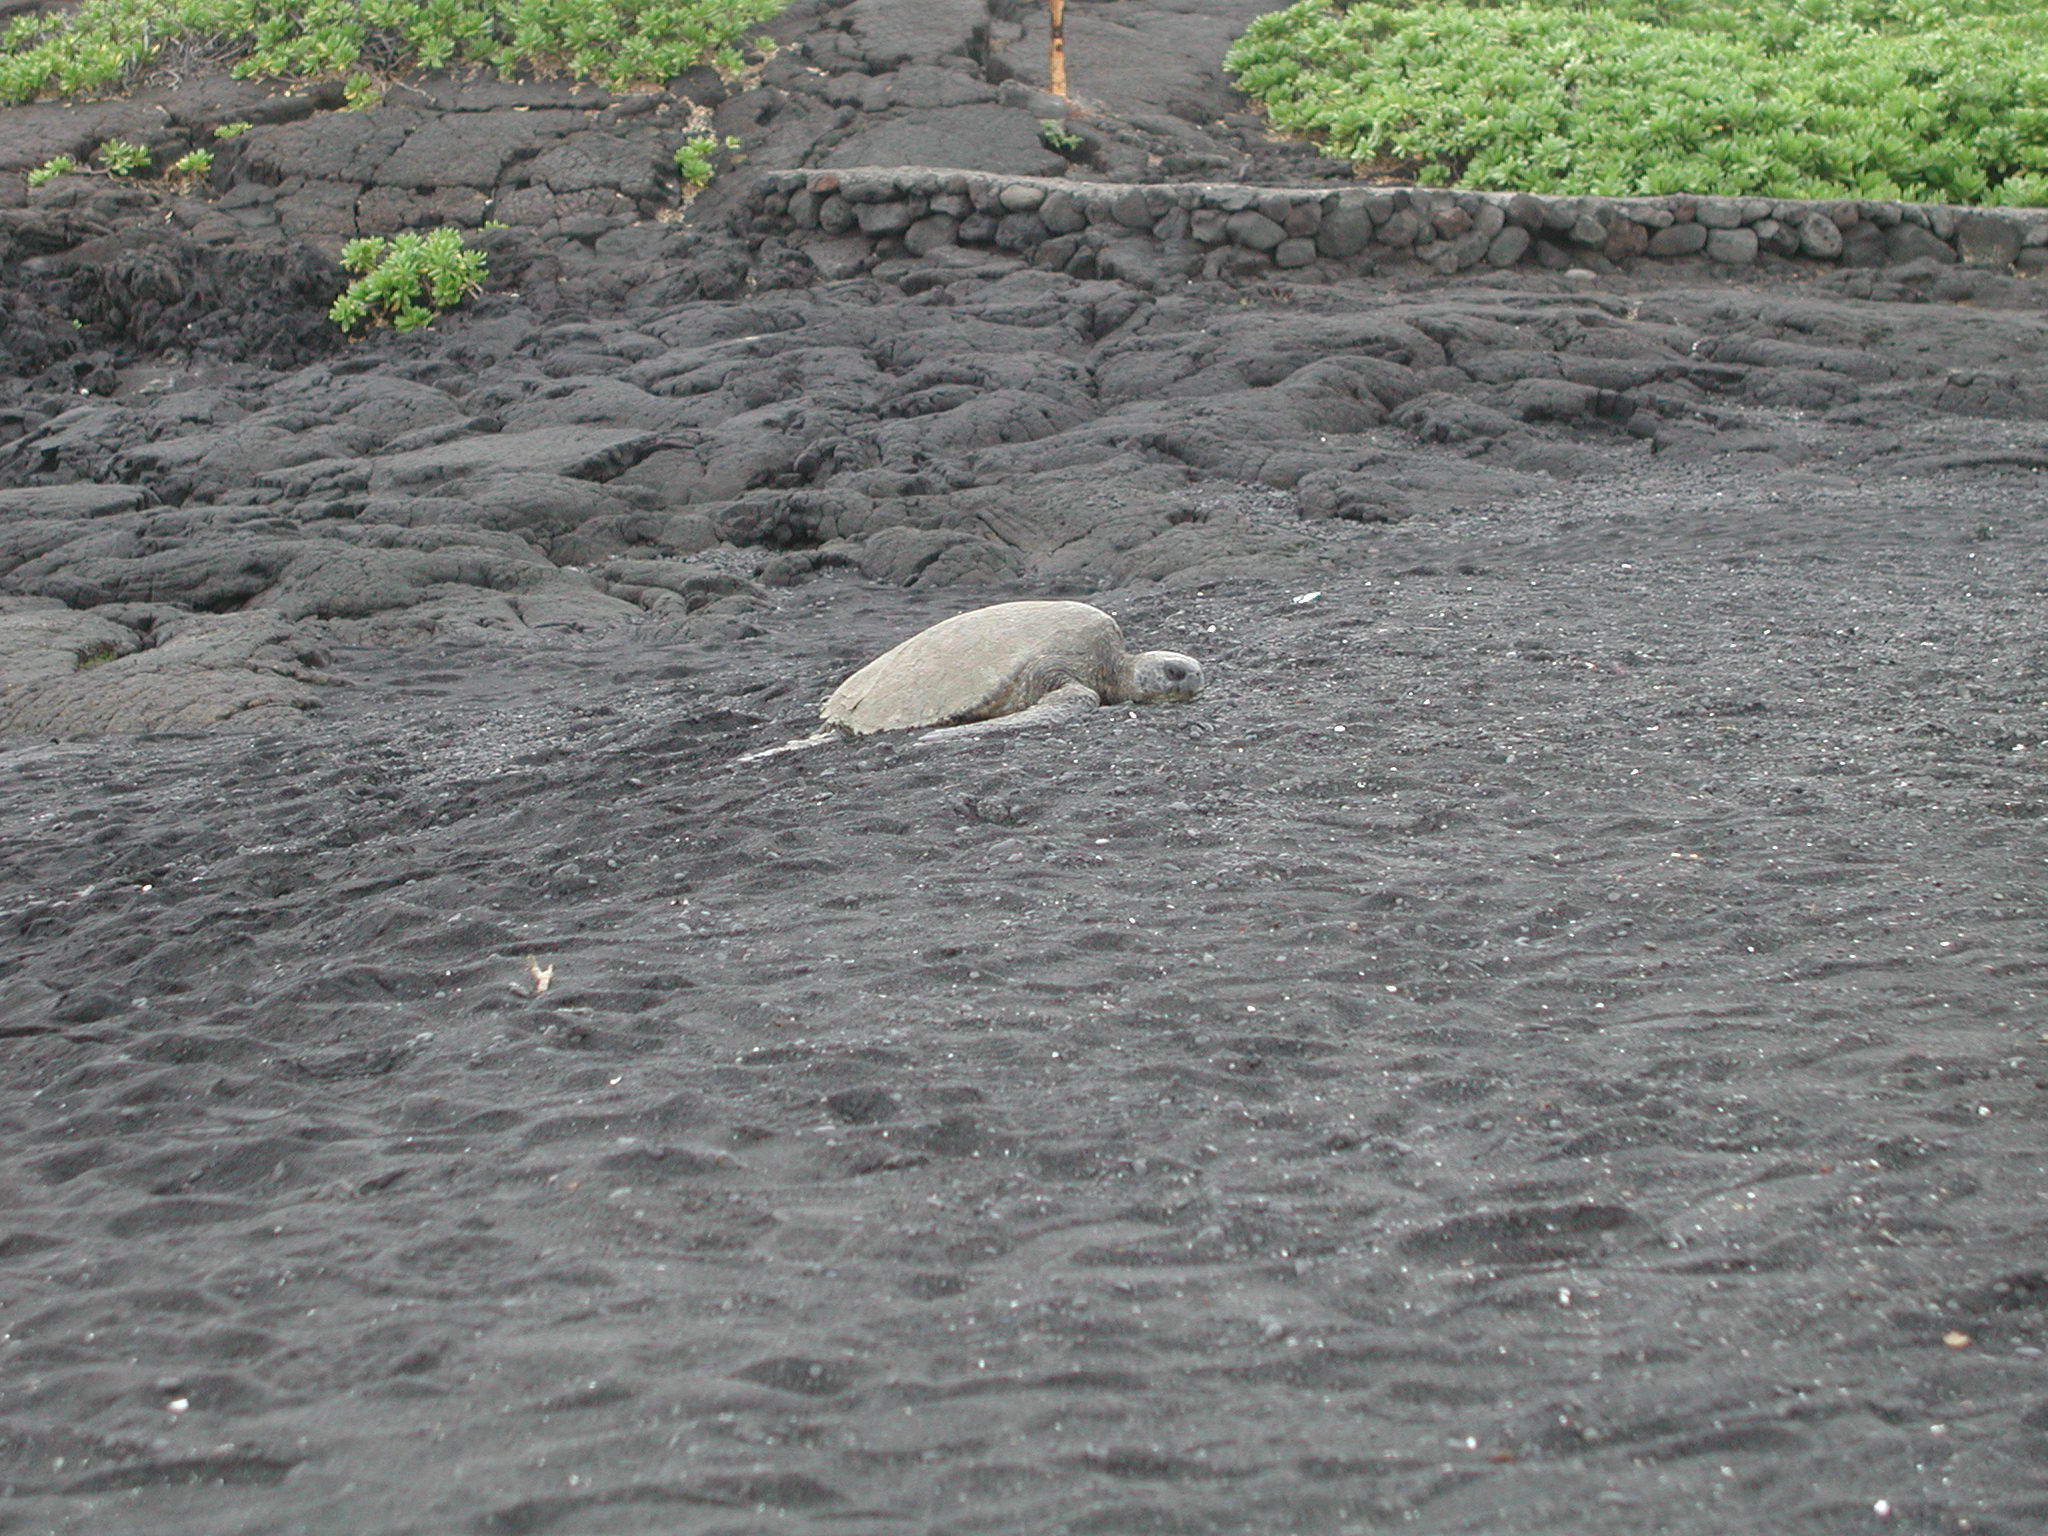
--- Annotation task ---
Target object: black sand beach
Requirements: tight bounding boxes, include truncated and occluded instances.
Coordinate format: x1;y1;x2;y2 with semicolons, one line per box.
3;2;2047;1532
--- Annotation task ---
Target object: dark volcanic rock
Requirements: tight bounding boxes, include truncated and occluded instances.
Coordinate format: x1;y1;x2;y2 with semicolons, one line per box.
821;104;1070;175
373;110;590;190
0;600;328;731
64;230;344;367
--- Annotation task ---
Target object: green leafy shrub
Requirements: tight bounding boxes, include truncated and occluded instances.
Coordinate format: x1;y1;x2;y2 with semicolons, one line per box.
29;143;215;190
1225;0;2048;206
1039;119;1082;154
673;133;739;190
26;153;76;186
0;0;788;105
329;226;488;334
96;137;151;175
213;120;252;139
342;70;382;110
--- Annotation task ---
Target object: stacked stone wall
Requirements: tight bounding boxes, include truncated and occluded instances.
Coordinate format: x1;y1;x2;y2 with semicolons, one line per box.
752;167;2048;285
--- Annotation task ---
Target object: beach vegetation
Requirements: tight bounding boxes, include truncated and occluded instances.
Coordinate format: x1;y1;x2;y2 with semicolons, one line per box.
96;137;151;175
329;226;488;334
342;71;383;111
1225;0;2048;206
1039;119;1083;155
0;0;787;104
26;154;77;186
167;147;214;183
674;133;740;190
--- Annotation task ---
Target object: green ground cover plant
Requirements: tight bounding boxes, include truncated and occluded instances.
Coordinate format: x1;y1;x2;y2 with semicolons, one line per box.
1225;0;2048;206
1039;119;1083;155
96;137;151;174
674;133;740;190
329;226;488;334
26;154;76;187
0;0;786;105
29;142;213;187
168;148;214;183
343;71;384;111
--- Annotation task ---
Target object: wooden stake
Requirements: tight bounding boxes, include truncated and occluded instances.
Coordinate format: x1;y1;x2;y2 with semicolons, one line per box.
1049;0;1068;98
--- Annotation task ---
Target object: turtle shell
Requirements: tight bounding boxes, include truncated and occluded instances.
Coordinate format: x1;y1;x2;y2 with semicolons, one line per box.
821;601;1124;735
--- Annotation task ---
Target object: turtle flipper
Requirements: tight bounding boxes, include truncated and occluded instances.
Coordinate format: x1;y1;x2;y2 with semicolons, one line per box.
736;729;841;763
915;681;1102;744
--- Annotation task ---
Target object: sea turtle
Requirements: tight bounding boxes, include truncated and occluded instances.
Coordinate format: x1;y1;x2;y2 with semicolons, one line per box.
743;600;1204;757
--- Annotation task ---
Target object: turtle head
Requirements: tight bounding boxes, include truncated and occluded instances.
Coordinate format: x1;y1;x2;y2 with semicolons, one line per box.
1125;650;1204;703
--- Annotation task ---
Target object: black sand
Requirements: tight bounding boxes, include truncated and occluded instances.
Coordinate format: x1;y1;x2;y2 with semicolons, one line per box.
3;2;2048;1532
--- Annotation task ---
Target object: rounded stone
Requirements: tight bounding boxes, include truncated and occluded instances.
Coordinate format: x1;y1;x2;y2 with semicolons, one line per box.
1755;218;1802;257
816;194;855;234
994;211;1047;250
1485;225;1532;267
1110;190;1154;230
1884;223;1957;263
1955;213;2023;268
1646;222;1708;256
1795;213;1843;259
1224;210;1286;251
904;214;958;255
1040;192;1087;235
1377;208;1425;248
1281;201;1322;237
1315;204;1375;258
855;200;915;235
1705;227;1759;265
1604;220;1649;260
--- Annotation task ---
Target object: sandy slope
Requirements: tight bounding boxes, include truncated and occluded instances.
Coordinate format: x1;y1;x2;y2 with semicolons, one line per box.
8;445;2048;1533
